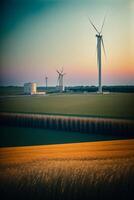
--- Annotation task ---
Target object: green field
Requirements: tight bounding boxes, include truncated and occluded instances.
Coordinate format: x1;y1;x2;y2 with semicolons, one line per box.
1;125;127;147
0;93;133;119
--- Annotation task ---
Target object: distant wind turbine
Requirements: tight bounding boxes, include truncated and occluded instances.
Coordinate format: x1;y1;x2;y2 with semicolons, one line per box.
45;76;48;89
56;68;66;92
89;16;106;93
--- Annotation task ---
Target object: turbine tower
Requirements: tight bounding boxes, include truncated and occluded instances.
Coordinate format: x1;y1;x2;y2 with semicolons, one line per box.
89;17;106;93
56;68;66;92
45;76;48;89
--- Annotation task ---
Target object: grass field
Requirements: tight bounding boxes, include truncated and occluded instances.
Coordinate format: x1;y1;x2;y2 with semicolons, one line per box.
0;93;134;119
0;139;134;200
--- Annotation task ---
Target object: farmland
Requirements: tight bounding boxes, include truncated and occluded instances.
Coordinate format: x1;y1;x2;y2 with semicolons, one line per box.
0;139;134;200
0;92;134;199
0;93;134;119
0;125;128;147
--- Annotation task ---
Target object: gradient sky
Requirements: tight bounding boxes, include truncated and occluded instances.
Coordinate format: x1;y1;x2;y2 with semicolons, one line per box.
0;0;134;86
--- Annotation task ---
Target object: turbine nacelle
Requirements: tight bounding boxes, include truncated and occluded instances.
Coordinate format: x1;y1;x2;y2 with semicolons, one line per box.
96;34;102;38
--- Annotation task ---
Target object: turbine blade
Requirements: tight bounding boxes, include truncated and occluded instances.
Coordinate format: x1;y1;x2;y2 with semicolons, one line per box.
57;74;60;84
101;38;107;59
57;70;60;74
96;44;99;68
61;67;63;73
88;17;99;34
100;14;106;34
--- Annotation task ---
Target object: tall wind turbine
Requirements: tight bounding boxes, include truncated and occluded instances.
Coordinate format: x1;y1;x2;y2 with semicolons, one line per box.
89;16;106;93
56;68;66;92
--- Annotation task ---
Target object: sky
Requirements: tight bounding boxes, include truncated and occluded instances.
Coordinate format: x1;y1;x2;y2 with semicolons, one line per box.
0;0;134;86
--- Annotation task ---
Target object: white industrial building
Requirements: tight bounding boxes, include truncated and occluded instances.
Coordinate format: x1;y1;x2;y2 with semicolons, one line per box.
24;82;37;95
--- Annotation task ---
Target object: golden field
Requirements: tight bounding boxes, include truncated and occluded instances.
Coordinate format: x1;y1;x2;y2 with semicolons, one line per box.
0;139;134;200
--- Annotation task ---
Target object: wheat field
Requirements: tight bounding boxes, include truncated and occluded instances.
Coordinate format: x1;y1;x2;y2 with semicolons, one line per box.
0;139;134;200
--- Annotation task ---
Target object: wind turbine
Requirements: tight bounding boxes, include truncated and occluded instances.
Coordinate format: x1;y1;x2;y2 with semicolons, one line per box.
89;16;106;93
56;68;66;92
45;76;48;89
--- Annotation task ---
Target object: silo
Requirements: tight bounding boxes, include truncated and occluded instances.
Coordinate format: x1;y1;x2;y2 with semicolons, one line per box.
31;83;36;94
24;82;36;95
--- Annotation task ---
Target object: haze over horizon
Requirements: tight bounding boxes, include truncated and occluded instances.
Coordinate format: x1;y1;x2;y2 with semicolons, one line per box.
0;0;134;86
